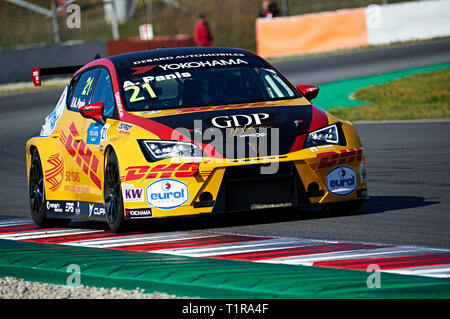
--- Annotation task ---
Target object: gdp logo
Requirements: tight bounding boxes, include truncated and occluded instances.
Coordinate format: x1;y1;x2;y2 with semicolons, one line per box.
45;153;64;191
326;166;357;196
146;179;188;209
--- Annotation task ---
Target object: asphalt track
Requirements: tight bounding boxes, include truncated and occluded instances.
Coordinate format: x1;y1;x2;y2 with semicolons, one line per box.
0;39;449;251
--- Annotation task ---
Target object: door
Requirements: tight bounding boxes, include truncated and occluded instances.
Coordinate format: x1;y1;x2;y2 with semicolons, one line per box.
57;67;100;210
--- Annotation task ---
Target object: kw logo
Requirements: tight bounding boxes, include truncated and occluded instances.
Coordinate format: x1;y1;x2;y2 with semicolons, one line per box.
309;147;364;170
60;123;102;189
45;153;64;191
123;163;200;182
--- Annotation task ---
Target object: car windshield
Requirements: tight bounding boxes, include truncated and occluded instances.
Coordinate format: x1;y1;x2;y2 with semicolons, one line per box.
118;56;298;111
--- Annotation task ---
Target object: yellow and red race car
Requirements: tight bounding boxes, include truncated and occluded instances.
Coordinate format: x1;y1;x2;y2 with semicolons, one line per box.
26;47;367;232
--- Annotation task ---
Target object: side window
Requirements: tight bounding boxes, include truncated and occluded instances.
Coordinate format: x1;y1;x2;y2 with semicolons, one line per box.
90;68;116;118
68;68;100;111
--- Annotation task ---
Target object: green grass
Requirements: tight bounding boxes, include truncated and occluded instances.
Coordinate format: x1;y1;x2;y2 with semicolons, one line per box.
328;68;450;121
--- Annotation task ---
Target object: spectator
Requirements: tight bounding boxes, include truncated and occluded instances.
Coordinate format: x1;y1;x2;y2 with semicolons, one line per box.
259;0;280;19
194;14;214;47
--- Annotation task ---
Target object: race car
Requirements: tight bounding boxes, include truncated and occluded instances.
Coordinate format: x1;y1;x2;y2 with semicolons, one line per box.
26;47;367;232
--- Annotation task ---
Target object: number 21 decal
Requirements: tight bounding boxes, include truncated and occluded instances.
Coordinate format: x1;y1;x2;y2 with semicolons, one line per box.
125;83;156;103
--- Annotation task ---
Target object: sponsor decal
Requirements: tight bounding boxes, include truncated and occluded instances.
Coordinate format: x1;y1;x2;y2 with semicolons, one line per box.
47;201;63;213
70;97;87;110
123;72;191;88
170;156;203;163
139;110;162;115
100;124;110;142
117;123;133;131
65;171;80;183
357;188;368;199
125;208;153;218
157;59;248;71
32;68;41;86
64;185;90;193
309;147;364;170
326;166;357;196
309;145;335;153
294;119;304;127
211;113;269;129
146;179;189;209
115;91;125;118
86;123;103;145
228;125;270;138
360;163;367;183
123;163;199;181
60;123;102;189
65;202;75;213
131;65;158;75
142;71;191;83
40;85;68;137
46;200;104;217
88;203;105;217
44;153;64;192
122;184;144;202
132;53;245;65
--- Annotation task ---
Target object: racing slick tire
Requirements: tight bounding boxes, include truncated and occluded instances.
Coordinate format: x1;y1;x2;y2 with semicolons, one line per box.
322;200;364;215
29;148;71;227
104;148;126;232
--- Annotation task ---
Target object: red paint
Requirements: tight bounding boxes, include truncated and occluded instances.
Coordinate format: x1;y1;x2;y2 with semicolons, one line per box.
27;231;142;244
313;252;450;270
117;235;269;252
131;65;157;75
212;243;389;261
0;224;41;233
309;105;329;132
290;134;306;152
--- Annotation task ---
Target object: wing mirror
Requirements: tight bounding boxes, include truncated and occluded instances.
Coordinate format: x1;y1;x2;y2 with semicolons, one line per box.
79;102;105;125
296;85;319;101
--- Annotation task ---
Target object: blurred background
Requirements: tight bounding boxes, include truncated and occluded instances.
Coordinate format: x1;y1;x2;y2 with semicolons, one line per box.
1;0;414;50
1;0;449;84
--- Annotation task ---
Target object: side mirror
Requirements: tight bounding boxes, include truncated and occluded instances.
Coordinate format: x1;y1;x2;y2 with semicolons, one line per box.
79;102;105;125
296;85;319;101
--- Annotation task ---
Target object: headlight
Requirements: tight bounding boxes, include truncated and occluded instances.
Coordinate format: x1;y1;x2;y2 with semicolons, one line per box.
304;124;340;148
141;140;202;161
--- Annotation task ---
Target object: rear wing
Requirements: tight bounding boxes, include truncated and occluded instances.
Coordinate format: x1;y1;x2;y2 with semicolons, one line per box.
32;65;83;87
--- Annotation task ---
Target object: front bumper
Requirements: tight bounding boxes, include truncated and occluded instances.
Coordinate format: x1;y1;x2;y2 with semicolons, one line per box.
122;146;368;220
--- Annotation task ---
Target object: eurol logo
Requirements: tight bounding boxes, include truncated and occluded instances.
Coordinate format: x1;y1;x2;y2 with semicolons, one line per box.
326;166;357;196
146;179;188;209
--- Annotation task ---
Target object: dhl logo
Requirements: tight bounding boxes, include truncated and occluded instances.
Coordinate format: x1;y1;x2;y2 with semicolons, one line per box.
123;163;202;182
44;153;64;191
60;123;102;189
309;147;364;170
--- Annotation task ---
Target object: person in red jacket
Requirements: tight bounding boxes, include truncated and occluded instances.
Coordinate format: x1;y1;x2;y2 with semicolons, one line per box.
194;14;214;47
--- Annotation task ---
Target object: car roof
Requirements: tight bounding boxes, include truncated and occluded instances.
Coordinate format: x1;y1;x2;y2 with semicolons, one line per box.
106;47;257;67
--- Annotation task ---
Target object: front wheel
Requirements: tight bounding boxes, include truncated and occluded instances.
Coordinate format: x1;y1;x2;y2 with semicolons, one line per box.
104;149;126;232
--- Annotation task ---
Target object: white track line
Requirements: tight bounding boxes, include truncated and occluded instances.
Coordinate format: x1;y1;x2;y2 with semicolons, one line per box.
0;228;103;240
383;265;450;278
156;238;328;257
64;232;220;248
0;219;34;227
259;246;449;266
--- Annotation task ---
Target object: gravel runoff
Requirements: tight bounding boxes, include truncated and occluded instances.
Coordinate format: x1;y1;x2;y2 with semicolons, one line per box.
0;277;192;299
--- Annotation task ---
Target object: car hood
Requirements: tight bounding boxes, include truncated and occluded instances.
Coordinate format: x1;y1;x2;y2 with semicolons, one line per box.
125;99;332;158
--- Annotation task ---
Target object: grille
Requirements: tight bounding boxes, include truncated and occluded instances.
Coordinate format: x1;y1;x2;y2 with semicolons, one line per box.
213;162;309;212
